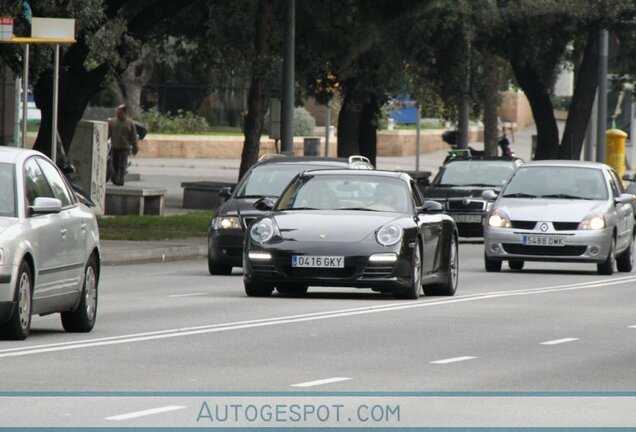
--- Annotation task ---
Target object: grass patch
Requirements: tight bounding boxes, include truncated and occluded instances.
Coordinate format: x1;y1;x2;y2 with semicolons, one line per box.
98;211;214;241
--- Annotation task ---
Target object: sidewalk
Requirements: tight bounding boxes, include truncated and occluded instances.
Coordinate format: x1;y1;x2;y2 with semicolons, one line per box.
100;124;538;265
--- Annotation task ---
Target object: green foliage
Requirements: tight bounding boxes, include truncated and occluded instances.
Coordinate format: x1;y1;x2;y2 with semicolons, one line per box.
293;107;317;137
138;107;210;134
551;96;572;111
98;211;214;240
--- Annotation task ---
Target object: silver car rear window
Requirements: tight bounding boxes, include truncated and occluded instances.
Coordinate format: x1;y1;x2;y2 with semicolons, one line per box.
0;162;16;217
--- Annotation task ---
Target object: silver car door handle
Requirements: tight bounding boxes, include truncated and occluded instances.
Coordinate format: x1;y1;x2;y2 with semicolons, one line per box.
80;223;87;232
60;228;67;238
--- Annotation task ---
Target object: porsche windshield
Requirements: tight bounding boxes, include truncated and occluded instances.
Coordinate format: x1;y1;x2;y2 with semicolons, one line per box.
277;175;411;213
0;163;16;217
435;160;516;187
502;166;609;200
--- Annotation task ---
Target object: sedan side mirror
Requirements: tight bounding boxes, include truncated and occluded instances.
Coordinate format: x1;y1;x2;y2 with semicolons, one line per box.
616;193;635;205
254;197;276;211
219;186;232;199
29;197;62;215
417;200;444;214
481;190;498;201
622;174;634;182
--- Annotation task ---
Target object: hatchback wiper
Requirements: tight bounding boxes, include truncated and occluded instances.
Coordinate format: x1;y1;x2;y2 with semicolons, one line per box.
463;183;496;187
540;193;586;200
340;207;380;211
502;192;538;198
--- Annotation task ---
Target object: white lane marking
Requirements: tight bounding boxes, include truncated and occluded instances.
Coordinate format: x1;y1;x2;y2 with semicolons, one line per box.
167;293;207;298
540;338;580;345
1;276;636;359
430;356;476;364
291;377;352;387
629;325;636;328
105;405;186;421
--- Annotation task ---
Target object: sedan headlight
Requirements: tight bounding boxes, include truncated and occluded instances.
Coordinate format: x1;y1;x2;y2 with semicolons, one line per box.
487;209;511;228
0;247;4;265
212;216;242;230
249;218;279;244
376;224;403;246
578;213;606;230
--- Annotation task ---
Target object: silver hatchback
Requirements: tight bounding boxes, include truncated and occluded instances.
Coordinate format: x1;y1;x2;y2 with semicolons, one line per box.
0;147;101;340
482;160;634;274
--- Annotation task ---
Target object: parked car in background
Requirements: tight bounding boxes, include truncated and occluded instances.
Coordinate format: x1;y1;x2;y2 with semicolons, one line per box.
420;154;522;236
0;147;101;340
482;160;634;274
242;169;459;299
207;155;373;275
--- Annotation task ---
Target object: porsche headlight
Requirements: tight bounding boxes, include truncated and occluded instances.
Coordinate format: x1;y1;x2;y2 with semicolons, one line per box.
213;216;242;230
487;209;511;228
250;218;278;244
376;224;403;246
578;213;606;230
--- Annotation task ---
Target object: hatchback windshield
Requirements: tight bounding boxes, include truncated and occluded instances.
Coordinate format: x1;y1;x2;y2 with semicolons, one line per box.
0;162;16;217
502;166;608;200
435;160;516;187
277;175;411;213
234;164;330;198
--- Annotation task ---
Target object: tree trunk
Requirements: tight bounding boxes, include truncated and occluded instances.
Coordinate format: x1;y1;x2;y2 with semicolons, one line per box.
119;47;155;117
558;31;598;160
238;0;275;180
482;51;499;157
358;94;379;167
511;61;559;160
337;86;363;157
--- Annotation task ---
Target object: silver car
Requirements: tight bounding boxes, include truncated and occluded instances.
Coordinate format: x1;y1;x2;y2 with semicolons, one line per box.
482;160;634;275
0;147;101;340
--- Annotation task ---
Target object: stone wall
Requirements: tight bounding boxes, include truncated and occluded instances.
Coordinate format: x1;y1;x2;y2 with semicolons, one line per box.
498;90;534;129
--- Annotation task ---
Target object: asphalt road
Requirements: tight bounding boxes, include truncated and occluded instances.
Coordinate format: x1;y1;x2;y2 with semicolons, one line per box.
2;243;636;428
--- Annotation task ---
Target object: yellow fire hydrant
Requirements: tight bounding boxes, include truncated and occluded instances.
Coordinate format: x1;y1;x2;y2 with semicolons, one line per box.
605;129;628;178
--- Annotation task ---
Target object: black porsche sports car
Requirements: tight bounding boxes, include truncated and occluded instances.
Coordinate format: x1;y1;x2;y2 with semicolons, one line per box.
243;170;459;299
420;156;522;237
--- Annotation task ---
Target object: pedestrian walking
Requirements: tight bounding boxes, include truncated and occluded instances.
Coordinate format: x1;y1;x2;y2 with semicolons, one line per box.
108;104;138;186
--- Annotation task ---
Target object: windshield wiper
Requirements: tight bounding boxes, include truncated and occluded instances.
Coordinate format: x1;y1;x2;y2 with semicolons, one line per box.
340;207;380;211
540;193;589;200
462;183;496;187
502;192;538;198
241;194;278;199
284;207;319;211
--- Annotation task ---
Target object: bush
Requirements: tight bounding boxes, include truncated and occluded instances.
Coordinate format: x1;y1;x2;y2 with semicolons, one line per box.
263;106;317;137
138;107;211;134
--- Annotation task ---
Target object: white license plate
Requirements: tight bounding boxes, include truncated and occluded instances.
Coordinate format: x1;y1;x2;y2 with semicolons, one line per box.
522;235;565;246
452;214;482;223
292;256;344;268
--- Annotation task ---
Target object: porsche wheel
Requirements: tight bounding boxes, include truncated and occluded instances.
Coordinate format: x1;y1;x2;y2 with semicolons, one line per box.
244;280;274;297
0;261;32;340
395;240;422;300
425;234;458;296
61;254;98;333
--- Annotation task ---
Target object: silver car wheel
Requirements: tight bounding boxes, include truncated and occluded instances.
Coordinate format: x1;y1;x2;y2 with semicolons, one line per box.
18;271;31;331
449;236;458;289
84;266;97;321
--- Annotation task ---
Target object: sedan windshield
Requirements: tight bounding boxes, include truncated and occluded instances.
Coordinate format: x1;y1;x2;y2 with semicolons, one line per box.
277;175;411;213
234;164;330;198
435;160;516;187
502;166;608;200
0;163;16;217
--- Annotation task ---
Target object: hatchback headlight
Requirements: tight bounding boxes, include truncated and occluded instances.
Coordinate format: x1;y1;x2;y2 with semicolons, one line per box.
249;218;279;244
213;216;242;230
487;209;511;228
376;224;402;246
578;213;606;230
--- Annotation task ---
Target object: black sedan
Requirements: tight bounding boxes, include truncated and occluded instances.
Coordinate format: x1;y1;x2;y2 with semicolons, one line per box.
420;156;522;237
242;170;459;299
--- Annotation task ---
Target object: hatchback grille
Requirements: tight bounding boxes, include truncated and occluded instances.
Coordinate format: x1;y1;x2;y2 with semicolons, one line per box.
447;199;485;211
511;221;536;230
502;244;586;256
552;222;580;231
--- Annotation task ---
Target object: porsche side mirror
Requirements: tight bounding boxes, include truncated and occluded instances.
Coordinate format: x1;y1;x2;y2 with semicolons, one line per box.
481;190;498;201
219;187;232;199
418;200;444;214
254;197;276;211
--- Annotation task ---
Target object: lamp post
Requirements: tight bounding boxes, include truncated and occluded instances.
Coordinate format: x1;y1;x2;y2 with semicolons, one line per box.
281;0;295;154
